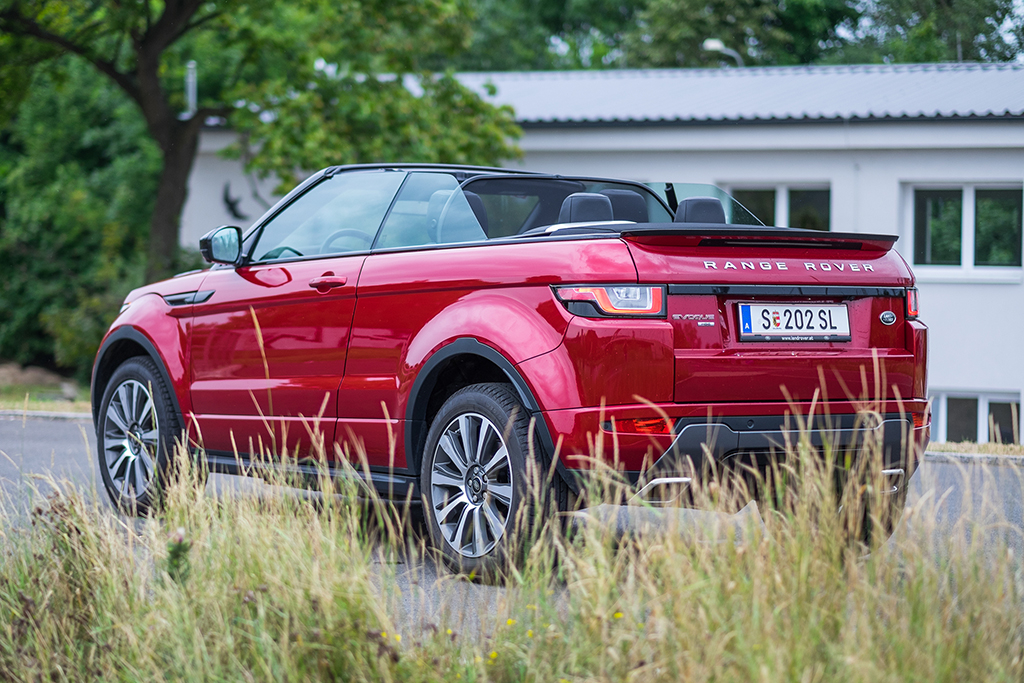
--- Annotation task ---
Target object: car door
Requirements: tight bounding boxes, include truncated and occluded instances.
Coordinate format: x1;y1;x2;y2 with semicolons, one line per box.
339;171;490;469
189;169;407;461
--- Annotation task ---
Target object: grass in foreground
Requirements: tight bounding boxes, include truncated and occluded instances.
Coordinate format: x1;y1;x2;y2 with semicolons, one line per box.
0;427;1023;682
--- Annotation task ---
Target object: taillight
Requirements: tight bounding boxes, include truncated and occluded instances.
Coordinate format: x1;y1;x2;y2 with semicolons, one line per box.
913;411;928;428
906;288;919;319
554;285;666;318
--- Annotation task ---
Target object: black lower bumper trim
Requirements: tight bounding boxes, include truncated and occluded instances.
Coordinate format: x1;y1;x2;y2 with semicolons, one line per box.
631;413;913;484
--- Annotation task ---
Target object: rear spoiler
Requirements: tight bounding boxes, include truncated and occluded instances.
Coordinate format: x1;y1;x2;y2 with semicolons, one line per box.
619;224;898;253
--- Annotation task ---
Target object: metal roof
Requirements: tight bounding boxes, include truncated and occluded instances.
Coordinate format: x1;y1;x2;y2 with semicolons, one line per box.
456;63;1024;125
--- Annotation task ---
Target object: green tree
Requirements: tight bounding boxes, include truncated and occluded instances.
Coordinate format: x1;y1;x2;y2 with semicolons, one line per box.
623;0;859;66
446;0;645;70
865;0;1022;62
777;0;861;63
0;58;158;376
0;0;519;281
444;0;556;70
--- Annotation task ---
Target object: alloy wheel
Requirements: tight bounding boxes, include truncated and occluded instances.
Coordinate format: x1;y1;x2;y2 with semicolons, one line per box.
102;379;159;499
429;413;514;558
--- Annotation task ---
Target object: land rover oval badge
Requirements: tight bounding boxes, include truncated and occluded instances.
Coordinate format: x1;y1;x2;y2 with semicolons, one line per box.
880;311;897;325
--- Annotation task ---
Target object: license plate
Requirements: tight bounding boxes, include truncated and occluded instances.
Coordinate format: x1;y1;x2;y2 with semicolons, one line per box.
738;303;851;342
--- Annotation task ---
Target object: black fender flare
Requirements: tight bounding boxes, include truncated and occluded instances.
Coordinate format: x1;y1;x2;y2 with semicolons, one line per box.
405;337;579;493
90;326;184;431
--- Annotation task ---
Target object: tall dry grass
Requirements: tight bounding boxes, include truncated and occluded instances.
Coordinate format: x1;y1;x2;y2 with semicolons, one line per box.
0;417;1022;682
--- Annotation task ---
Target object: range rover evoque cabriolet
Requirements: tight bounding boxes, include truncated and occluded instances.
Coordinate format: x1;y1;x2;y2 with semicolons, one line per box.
92;163;929;572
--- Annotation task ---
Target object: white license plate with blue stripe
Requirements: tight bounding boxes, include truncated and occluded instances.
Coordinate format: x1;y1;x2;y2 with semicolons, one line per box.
738;303;851;342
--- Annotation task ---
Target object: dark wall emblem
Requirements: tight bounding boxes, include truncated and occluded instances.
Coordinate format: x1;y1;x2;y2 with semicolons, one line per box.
879;311;897;326
222;182;249;221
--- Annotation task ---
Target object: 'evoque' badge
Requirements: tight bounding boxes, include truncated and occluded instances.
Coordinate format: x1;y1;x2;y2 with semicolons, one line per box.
879;311;897;326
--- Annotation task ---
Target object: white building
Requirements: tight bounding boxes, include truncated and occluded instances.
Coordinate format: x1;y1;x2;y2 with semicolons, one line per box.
182;63;1024;444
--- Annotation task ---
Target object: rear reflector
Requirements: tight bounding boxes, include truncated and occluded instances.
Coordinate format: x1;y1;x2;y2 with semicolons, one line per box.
913;412;928;428
604;417;672;435
906;288;919;319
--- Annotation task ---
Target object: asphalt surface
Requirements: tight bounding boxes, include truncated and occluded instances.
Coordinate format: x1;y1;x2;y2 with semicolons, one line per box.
2;413;1023;631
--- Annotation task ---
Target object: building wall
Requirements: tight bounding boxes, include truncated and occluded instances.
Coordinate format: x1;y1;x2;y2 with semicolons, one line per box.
183;120;1024;441
180;130;280;250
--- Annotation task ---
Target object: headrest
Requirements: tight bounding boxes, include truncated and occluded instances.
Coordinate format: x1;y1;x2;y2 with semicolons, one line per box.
600;189;648;223
674;196;726;224
463;190;488;235
558;192;614;224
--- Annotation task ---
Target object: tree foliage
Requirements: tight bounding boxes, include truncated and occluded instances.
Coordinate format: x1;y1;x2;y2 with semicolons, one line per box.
864;0;1022;62
0;58;158;376
623;0;792;66
444;0;646;69
0;0;520;281
232;74;519;193
451;0;1021;68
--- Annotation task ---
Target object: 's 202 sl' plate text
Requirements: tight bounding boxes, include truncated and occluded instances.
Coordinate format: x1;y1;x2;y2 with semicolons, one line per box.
739;303;851;342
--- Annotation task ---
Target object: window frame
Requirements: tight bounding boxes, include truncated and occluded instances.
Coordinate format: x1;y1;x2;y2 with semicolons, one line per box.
723;183;831;230
931;390;1022;444
904;182;1024;284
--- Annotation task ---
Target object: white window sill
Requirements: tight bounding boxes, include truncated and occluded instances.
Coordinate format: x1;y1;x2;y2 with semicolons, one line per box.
913;266;1023;285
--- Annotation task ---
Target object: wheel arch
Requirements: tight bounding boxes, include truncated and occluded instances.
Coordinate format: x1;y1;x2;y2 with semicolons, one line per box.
91;327;183;430
405;338;578;493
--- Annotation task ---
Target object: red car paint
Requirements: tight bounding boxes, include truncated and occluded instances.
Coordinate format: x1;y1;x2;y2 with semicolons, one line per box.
92;165;929;497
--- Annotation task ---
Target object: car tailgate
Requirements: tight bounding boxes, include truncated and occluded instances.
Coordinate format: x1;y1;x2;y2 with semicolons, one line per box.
621;227;920;404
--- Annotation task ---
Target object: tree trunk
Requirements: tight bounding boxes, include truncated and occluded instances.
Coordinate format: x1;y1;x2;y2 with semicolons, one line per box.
146;121;201;282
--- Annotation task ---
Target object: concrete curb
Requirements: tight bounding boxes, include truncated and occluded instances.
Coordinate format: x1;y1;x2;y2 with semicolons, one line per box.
0;409;92;421
1;412;1020;463
924;451;1024;466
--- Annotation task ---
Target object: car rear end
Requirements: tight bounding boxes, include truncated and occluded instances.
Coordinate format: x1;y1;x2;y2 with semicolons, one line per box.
542;225;929;507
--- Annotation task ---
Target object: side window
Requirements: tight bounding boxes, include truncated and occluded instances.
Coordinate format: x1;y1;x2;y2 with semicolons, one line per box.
376;173;487;249
251;170;406;262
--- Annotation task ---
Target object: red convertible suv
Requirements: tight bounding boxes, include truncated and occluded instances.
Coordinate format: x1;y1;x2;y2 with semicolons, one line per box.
91;164;929;571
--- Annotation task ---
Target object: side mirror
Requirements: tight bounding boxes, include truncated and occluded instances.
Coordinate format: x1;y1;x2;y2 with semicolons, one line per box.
199;225;242;265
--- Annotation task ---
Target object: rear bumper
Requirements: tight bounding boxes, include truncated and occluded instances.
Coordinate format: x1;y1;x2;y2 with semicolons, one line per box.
651;412;919;480
545;400;929;472
624;413;923;505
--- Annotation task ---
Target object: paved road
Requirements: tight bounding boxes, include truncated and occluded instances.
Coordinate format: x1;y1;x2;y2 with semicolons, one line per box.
2;414;1023;630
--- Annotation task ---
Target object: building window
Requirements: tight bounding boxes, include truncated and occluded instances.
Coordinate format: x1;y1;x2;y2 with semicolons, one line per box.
730;186;830;230
975;189;1023;266
789;189;830;231
732;189;775;227
914;190;962;265
932;392;1021;444
989;402;1021;445
912;186;1023;269
945;397;979;442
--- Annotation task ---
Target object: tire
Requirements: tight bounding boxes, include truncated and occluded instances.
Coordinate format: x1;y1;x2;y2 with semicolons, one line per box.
419;383;567;577
96;356;197;514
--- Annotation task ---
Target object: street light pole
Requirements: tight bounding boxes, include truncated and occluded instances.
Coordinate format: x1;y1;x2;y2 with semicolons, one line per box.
701;38;745;67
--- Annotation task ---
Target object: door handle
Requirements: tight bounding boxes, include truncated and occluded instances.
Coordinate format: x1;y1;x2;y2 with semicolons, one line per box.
309;273;348;293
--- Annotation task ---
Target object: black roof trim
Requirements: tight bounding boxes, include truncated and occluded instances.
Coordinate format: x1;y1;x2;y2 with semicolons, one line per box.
324;162;538;176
